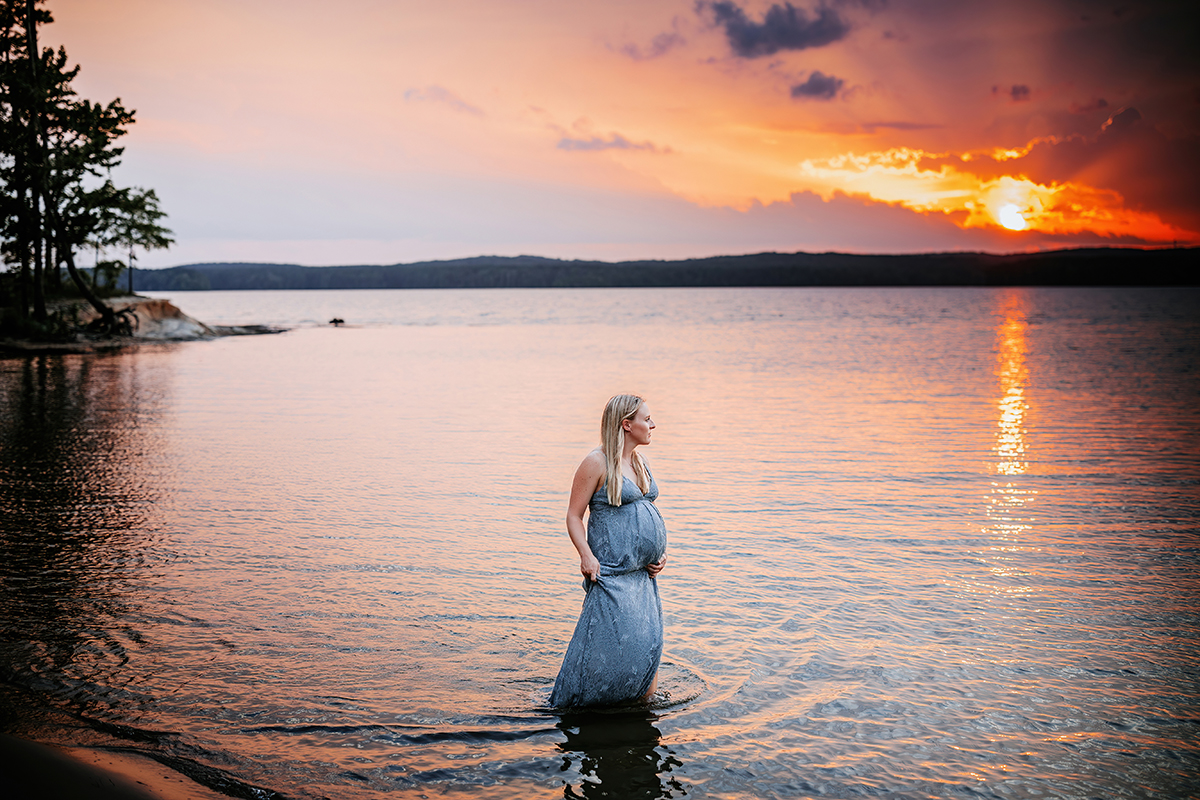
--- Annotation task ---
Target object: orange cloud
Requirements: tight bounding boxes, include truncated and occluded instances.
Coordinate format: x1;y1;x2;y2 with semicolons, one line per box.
794;147;1197;243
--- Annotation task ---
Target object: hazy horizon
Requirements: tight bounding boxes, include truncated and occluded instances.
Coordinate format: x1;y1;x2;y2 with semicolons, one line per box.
136;243;1193;272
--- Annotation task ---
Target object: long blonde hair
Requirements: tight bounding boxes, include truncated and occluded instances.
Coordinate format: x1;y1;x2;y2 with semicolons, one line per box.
601;394;650;506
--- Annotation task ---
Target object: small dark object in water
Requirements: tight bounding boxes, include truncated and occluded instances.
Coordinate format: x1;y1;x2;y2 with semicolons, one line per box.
329;318;345;327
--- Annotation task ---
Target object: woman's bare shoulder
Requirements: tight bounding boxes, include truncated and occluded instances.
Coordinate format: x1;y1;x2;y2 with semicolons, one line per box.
572;449;606;496
578;448;605;473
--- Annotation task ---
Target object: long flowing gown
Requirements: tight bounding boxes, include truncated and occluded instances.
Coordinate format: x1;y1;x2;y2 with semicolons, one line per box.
550;472;667;708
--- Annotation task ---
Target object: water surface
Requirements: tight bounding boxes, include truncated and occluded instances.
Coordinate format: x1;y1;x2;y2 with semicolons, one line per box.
1;287;1198;799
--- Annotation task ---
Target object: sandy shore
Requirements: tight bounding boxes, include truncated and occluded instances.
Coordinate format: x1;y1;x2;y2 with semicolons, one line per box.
0;734;231;800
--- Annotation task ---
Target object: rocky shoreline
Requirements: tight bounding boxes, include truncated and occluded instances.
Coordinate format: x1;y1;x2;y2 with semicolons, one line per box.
0;296;284;357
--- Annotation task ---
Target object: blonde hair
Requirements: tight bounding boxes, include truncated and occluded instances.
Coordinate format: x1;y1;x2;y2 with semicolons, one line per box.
601;394;650;506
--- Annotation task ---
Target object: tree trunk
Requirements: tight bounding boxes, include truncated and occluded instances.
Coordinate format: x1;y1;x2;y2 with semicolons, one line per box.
16;245;31;320
49;240;62;290
60;239;114;330
31;197;45;320
27;0;46;322
45;198;115;328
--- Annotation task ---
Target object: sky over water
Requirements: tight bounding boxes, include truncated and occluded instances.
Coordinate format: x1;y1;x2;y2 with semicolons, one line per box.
48;0;1200;265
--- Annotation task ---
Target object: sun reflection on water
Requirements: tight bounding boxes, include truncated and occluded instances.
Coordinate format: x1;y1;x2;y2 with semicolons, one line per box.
995;299;1029;476
980;292;1040;596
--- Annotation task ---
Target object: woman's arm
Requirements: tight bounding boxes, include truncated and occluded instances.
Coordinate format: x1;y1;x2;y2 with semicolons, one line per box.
566;451;605;582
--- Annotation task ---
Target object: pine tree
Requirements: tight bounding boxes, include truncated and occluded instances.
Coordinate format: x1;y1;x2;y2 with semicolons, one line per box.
1;0;172;336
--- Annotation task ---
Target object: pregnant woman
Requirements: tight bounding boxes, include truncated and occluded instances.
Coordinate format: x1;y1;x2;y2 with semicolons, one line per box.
550;394;668;707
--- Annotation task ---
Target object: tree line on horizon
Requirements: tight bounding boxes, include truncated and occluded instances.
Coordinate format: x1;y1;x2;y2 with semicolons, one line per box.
0;0;171;338
131;248;1197;291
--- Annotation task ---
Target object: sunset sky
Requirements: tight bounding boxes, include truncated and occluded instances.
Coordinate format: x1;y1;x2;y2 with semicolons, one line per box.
49;0;1200;266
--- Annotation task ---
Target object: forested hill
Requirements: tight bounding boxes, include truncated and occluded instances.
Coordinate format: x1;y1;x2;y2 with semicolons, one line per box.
131;248;1197;291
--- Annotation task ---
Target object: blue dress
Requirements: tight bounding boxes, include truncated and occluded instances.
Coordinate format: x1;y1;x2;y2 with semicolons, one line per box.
550;472;668;707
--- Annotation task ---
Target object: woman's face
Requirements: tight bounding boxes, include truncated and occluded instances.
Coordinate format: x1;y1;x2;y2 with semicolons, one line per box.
623;403;655;447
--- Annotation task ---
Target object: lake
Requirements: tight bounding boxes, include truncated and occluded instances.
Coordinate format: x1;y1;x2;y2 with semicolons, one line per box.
1;286;1198;799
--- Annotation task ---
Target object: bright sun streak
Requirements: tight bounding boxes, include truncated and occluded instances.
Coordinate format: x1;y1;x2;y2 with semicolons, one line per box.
998;204;1027;231
796;149;1195;242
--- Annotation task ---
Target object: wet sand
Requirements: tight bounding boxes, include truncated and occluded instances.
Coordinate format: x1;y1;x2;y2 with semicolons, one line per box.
0;734;229;800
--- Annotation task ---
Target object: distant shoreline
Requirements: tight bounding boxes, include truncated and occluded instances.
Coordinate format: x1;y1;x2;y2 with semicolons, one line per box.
131;247;1198;292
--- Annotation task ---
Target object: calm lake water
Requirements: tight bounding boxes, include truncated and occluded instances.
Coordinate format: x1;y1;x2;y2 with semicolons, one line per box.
2;287;1198;800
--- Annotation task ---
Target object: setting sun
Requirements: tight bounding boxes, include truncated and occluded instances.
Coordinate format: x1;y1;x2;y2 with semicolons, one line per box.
999;205;1027;231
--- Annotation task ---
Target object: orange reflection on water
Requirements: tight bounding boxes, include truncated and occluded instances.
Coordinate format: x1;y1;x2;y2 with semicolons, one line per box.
995;295;1029;476
983;480;1038;593
977;292;1040;599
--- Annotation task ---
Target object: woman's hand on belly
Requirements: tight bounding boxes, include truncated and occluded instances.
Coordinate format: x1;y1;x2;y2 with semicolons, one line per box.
647;553;667;579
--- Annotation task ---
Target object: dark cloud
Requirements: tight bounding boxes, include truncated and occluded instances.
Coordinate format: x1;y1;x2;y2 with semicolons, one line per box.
703;1;851;58
790;70;844;100
1042;1;1199;137
990;84;1031;102
557;133;665;153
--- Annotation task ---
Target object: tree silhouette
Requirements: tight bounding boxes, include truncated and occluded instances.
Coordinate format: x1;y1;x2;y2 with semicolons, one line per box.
1;0;172;336
112;187;173;294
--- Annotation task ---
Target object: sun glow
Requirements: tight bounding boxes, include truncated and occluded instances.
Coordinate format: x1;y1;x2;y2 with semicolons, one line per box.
795;147;1196;242
998;204;1027;231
